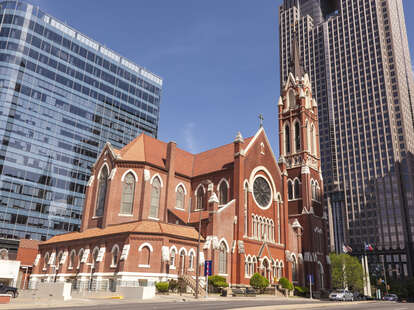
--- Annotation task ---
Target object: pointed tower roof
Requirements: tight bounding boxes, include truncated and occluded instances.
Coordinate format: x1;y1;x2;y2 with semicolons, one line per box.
289;26;304;78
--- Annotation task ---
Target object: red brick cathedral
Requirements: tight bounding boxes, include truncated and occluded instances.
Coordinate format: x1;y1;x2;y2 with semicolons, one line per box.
31;38;330;293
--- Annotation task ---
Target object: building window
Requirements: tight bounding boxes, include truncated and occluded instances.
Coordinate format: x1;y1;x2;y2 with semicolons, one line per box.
120;172;135;215
149;177;161;218
196;186;204;210
219;180;228;205
111;245;119;267
77;249;84;269
292;257;297;282
170;249;176;267
288;89;296;109
277;201;281;243
43;252;49;270
219;242;227;274
176;186;185;210
294;179;301;198
95;166;109;217
295;121;301;152
69;250;76;269
92;247;99;268
189;251;194;269
285;124;291;154
244;184;248;235
288;180;293;200
139;246;151;266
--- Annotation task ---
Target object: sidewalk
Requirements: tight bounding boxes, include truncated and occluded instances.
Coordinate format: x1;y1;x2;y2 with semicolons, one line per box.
0;293;289;309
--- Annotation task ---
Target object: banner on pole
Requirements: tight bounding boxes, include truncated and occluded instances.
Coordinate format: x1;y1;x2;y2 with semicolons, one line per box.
204;260;212;276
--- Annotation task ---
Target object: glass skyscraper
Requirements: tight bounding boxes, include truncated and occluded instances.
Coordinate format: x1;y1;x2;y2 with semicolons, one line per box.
0;1;162;241
279;0;414;279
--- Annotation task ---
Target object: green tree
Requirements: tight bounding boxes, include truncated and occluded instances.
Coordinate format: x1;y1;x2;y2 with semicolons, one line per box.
330;253;363;292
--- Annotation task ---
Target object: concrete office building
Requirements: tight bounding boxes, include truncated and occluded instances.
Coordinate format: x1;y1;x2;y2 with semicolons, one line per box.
279;0;414;279
0;1;162;241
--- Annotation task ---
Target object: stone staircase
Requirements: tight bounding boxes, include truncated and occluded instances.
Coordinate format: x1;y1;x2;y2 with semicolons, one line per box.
181;274;206;297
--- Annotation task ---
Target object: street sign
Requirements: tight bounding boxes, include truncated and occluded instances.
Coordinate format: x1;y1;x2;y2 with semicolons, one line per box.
307;274;314;285
204;260;212;276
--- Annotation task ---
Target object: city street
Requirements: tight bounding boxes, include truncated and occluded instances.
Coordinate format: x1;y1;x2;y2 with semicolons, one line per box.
9;299;413;310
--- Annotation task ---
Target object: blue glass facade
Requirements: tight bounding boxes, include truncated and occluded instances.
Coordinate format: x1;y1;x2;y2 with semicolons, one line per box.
0;1;162;240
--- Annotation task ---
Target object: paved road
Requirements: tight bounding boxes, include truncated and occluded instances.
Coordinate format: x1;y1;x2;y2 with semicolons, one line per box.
33;300;414;310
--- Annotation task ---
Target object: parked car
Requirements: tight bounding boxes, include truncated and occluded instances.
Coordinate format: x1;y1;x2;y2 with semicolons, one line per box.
383;294;398;301
0;283;18;298
329;289;354;301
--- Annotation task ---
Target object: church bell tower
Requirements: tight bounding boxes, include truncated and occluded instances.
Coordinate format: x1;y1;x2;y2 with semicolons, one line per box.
278;28;323;216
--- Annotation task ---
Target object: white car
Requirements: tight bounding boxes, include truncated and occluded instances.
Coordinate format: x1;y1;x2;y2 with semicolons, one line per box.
329;289;354;301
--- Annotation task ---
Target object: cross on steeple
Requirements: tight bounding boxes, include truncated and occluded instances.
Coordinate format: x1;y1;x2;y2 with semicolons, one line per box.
258;114;264;127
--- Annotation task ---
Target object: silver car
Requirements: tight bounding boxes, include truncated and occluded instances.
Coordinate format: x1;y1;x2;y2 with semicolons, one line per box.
329;289;354;301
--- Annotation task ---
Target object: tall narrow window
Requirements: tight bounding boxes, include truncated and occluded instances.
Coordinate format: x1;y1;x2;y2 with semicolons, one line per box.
288;89;296;109
189;251;194;269
176;186;185;209
170;249;176;266
95;166;109;216
149;177;161;218
310;124;315;155
139;246;151;266
288;180;293;200
292;258;297;282
120;172;135;214
285;124;290;154
196;186;204;210
92;247;99;268
277;201;281;243
219;242;227;274
295;122;301;152
219;181;228;205
77;249;84;269
294;179;301;198
244;184;248;236
111;245;119;267
69;250;76;269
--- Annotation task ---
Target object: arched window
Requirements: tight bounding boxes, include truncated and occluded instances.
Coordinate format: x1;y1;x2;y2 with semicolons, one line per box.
271;220;275;242
285;124;291;154
95;165;109;217
257;217;262;240
288;180;293;200
219;242;227;274
170;249;176;266
245;257;249;276
111;245;119;267
310;124;315;155
139;246;151;266
278;262;284;279
294;179;301;198
189;251;194;269
295;121;301;152
120;172;135;215
318;262;324;289
176;186;185;209
288;89;296;109
316;184;320;201
292;256;297;282
277;200;281;243
77;249;84;269
69;250;76;269
196;186;204;210
149;177;161;218
252;215;256;238
57;251;63;266
219;181;228;205
43;252;49;269
253;257;257;274
92;247;99;268
244;183;248;236
311;180;316;200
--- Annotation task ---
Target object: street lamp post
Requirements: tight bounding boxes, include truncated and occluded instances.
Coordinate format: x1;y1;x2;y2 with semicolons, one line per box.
87;263;94;291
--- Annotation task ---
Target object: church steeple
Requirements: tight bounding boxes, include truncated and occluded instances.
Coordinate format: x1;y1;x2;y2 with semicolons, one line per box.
288;26;304;78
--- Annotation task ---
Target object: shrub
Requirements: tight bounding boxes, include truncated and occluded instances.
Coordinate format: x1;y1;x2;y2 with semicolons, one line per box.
168;279;179;292
279;277;294;291
294;285;309;296
249;273;270;292
208;275;228;288
155;281;169;293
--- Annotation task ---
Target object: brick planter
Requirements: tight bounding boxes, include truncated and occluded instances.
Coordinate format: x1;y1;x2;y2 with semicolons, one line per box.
0;294;11;304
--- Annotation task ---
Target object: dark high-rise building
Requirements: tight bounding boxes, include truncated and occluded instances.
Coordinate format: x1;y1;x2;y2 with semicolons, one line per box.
279;0;414;279
0;1;162;241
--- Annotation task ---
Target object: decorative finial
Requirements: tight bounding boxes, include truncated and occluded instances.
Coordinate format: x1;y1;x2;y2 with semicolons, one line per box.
234;131;244;143
258;114;264;128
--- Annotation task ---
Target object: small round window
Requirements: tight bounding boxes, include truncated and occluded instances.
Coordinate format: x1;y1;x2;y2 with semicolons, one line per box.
253;176;272;209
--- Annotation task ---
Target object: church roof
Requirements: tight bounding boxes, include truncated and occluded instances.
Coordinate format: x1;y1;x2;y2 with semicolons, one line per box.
111;133;253;177
41;220;202;245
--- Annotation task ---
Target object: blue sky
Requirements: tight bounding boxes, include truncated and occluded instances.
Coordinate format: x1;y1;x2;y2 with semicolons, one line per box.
28;0;414;156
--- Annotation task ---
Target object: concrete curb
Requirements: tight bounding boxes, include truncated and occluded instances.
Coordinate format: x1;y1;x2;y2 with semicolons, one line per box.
232;301;378;310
